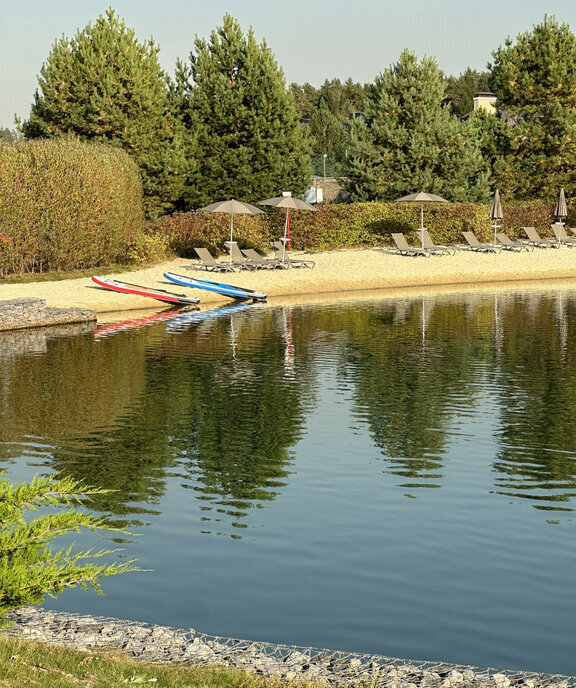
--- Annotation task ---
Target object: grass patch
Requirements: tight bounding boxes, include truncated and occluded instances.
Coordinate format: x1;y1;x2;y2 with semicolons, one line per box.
0;636;333;688
0;261;167;285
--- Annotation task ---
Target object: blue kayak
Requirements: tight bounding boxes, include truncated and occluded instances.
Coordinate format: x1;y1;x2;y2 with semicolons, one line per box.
163;272;267;302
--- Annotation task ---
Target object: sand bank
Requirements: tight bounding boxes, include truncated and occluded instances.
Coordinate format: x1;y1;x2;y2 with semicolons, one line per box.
1;246;576;320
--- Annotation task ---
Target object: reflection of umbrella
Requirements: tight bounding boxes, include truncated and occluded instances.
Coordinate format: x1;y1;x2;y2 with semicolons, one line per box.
554;188;568;224
490;190;503;246
259;194;318;260
199;199;264;264
393;192;449;248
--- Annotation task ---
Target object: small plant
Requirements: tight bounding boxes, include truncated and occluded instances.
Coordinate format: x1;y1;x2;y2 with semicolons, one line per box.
0;472;140;627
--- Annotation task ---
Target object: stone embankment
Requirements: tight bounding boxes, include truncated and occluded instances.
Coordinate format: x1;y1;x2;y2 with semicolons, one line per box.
5;608;575;688
0;297;96;332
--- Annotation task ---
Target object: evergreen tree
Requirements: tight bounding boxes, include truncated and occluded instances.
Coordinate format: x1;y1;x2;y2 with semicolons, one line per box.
346;50;490;202
0;128;17;144
20;9;185;217
307;108;349;176
0;472;139;625
489;16;576;199
465;108;511;194
444;68;492;118
317;78;366;122
289;82;320;121
174;14;312;208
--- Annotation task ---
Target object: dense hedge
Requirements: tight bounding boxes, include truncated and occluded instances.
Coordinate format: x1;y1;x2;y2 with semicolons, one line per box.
155;200;573;256
0;138;165;276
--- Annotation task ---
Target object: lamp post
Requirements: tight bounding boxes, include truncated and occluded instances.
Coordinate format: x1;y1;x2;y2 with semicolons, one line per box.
323;153;327;179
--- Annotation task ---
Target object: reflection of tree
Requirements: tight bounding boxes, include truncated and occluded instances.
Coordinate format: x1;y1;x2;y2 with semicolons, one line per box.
0;309;317;535
4;290;576;523
336;298;484;490
492;294;576;512
166;308;317;535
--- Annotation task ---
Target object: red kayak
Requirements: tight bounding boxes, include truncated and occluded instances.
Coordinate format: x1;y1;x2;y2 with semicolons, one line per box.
91;276;200;306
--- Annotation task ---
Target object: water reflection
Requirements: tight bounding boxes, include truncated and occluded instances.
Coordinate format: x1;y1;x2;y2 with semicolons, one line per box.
2;289;576;529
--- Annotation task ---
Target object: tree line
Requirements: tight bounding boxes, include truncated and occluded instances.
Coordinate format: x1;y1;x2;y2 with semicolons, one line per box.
13;10;576;216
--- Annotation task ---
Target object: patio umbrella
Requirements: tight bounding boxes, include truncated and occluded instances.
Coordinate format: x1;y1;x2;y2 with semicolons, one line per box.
199;199;264;264
490;190;503;246
393;192;449;248
258;194;318;261
554;188;568;224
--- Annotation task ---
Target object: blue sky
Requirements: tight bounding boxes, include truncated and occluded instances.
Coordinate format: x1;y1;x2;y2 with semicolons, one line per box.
2;0;576;129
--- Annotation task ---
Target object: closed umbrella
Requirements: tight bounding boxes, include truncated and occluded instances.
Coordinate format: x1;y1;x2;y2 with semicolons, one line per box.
490;190;503;246
553;188;568;247
258;194;318;262
554;188;568;224
199;199;264;264
393;192;449;248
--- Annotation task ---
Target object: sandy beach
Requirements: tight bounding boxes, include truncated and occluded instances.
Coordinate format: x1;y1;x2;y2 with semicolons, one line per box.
2;245;576;320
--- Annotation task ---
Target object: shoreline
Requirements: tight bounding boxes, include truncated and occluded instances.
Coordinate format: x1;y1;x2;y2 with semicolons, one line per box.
1;247;576;320
5;607;576;687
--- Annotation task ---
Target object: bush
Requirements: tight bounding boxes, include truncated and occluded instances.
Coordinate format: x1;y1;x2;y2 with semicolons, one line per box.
0;138;161;277
0;472;139;627
153;200;570;255
152;210;270;258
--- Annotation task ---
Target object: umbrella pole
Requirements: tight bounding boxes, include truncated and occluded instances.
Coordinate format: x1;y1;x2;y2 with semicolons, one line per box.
229;213;234;264
282;212;289;262
420;204;424;248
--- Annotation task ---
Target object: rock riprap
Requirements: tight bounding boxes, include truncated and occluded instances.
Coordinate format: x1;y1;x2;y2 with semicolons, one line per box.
4;608;575;688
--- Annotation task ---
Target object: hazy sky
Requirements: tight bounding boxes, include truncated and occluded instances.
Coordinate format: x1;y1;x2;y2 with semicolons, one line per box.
2;0;576;129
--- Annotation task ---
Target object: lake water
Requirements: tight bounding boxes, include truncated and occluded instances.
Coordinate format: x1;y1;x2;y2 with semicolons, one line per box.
1;287;576;675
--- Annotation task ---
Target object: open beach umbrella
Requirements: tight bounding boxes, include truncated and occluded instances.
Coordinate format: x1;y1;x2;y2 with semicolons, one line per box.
490;190;503;246
199;199;264;264
258;194;318;261
393;192;449;248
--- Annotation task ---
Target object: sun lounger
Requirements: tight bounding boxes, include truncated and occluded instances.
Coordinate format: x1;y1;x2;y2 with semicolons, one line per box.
271;241;315;268
388;233;430;257
225;242;261;270
194;247;236;272
241;248;283;269
551;223;576;247
462;231;501;252
421;230;455;255
495;233;533;251
522;227;559;248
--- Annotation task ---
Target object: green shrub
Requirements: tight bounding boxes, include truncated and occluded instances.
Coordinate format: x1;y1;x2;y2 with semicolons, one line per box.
0;138;159;276
152;210;270;258
153;200;570;255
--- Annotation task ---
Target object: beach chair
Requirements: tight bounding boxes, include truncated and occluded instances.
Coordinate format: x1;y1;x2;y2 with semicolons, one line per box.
421;230;455;255
226;242;260;270
495;233;533;251
389;233;430;257
241;248;283;269
462;231;501;253
522;227;559;248
194;247;236;272
271;241;315;268
551;224;576;247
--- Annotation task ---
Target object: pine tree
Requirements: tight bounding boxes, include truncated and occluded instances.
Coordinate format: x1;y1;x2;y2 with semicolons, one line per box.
346;50;490;202
465;108;511;194
0;472;139;626
444;68;492;118
174;14;312;208
289;82;320;121
307;108;349;176
20;9;185;217
489;16;576;199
